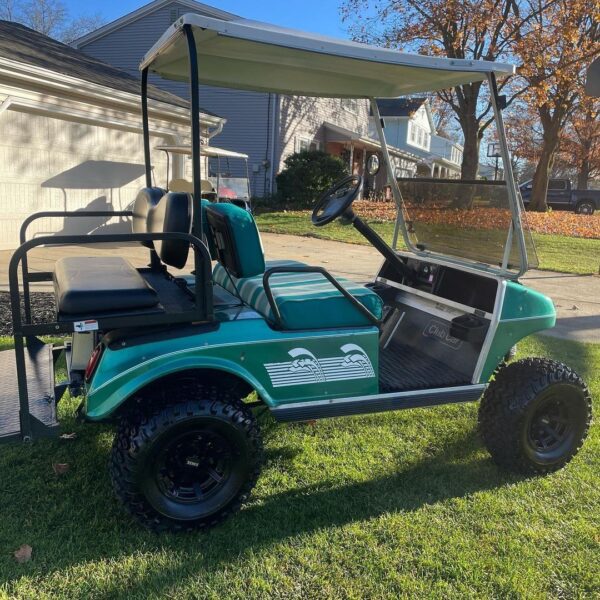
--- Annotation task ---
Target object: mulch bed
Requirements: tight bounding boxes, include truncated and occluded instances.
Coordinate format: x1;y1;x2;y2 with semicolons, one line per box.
0;292;55;336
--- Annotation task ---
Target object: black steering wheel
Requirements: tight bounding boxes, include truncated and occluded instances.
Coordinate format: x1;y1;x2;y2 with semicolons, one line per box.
312;175;363;227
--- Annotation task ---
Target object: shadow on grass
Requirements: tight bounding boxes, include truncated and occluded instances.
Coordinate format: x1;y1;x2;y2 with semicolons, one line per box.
0;420;523;596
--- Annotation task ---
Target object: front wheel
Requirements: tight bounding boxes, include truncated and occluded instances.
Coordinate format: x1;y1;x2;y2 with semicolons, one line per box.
478;358;592;474
110;385;263;532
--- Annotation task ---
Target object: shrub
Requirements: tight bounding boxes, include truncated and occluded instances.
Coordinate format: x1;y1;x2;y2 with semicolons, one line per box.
276;150;349;208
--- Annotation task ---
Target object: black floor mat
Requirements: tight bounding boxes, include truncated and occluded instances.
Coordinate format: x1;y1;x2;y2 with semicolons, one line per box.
379;340;470;393
142;272;195;313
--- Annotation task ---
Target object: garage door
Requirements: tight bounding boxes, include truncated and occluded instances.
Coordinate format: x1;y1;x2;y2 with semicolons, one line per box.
0;110;171;249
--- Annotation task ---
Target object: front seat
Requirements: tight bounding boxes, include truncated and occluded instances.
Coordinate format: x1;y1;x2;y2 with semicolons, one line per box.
206;203;383;330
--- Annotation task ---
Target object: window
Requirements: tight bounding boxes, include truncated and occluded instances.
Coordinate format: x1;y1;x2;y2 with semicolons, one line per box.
409;122;417;143
548;179;567;190
295;136;322;153
341;98;358;114
408;122;430;150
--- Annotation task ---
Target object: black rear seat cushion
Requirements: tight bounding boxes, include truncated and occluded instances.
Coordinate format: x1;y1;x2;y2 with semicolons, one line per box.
53;256;159;315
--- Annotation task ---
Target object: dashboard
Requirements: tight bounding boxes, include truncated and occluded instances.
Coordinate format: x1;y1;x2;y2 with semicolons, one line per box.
377;256;498;314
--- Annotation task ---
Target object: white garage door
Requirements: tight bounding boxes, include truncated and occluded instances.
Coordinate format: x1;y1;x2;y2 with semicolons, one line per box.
0;110;171;249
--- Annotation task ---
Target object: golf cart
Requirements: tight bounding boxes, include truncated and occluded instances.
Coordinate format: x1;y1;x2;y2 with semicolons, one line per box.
157;143;252;211
3;14;592;533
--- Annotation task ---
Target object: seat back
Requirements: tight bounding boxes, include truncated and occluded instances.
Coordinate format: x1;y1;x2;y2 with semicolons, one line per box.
205;203;265;278
132;187;165;248
147;192;192;269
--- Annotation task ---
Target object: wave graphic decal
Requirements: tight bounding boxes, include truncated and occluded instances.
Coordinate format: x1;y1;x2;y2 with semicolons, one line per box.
265;345;375;388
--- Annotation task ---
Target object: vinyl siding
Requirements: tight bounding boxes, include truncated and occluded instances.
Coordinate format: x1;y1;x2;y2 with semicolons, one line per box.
276;96;371;173
78;1;274;197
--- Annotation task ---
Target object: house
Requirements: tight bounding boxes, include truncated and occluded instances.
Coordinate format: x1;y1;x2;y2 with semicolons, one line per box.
74;0;418;198
0;20;224;249
370;98;464;179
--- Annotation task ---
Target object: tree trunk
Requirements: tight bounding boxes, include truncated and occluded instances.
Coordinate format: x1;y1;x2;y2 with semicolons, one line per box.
530;126;560;211
576;139;592;190
577;161;590;190
461;115;481;180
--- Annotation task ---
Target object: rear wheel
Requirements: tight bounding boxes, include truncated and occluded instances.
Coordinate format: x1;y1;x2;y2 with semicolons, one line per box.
110;383;263;532
478;358;591;474
575;200;595;215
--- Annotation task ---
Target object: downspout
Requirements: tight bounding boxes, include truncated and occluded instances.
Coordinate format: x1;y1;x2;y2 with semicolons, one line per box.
206;119;224;140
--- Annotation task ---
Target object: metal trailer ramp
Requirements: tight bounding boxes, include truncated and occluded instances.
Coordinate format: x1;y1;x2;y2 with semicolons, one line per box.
0;341;59;442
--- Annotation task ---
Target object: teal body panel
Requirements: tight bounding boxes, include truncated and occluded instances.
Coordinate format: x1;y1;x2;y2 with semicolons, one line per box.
85;309;379;420
479;280;556;382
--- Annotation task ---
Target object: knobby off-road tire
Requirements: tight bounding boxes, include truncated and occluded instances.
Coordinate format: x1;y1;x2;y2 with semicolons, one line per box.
110;382;263;532
478;358;592;475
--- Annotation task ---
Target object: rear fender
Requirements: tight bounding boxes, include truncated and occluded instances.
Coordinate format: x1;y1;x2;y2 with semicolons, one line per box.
84;355;271;421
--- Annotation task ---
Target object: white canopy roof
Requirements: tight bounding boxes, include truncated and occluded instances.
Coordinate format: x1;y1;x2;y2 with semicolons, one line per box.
141;14;515;98
156;144;249;159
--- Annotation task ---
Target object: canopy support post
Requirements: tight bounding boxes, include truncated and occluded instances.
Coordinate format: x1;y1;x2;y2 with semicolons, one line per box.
141;68;152;188
487;73;528;276
369;98;412;251
184;23;210;320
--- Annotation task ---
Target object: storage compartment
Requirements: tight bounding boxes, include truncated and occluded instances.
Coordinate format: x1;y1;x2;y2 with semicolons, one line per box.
450;314;488;344
433;267;497;313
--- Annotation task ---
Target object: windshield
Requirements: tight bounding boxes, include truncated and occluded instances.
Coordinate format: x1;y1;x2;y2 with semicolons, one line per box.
208;176;250;199
397;178;538;272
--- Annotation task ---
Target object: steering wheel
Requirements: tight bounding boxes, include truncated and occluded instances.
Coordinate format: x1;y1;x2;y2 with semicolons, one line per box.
312;175;363;227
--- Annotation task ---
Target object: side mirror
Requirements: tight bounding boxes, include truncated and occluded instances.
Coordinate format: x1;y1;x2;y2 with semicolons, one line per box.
366;154;380;176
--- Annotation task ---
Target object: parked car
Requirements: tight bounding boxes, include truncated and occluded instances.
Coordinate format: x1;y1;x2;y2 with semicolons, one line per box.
520;178;600;215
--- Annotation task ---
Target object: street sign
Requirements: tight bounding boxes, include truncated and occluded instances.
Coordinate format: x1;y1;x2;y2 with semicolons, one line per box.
487;142;502;158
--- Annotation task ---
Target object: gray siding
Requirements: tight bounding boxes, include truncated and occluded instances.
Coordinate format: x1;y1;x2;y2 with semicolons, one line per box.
78;1;274;197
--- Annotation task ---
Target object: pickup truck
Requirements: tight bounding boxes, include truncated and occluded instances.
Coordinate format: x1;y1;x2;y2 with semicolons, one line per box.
520;179;600;215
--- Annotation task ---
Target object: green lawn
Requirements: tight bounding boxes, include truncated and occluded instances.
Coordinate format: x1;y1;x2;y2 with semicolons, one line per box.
0;335;598;598
255;211;600;275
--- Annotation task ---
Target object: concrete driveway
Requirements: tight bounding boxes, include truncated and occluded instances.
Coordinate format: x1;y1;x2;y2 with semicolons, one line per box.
1;232;598;343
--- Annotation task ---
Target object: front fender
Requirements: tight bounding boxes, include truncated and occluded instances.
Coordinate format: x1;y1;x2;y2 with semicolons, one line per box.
84;355;272;421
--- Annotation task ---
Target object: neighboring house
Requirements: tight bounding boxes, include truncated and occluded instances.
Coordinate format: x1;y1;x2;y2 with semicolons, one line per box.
370;98;464;179
74;0;417;198
0;20;224;249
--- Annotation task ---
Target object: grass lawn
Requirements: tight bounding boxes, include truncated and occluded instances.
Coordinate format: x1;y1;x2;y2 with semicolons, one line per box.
0;335;598;598
255;211;600;275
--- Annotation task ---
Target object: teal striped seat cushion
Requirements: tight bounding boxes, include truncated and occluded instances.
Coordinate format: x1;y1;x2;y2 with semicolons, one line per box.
213;260;382;330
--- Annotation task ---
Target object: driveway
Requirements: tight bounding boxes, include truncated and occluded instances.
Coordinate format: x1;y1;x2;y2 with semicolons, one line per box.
1;232;598;343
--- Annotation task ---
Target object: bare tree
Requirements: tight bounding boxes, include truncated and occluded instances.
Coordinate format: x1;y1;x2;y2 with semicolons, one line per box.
0;0;104;43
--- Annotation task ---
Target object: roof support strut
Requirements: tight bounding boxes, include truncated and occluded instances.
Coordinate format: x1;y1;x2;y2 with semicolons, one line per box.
141;67;152;188
369;98;412;251
184;24;209;318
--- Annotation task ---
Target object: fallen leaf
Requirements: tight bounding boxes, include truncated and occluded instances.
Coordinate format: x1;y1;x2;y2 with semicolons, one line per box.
14;544;32;563
571;305;580;310
52;463;69;475
60;433;77;440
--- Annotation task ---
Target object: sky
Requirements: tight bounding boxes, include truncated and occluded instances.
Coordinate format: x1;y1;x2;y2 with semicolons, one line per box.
63;0;350;38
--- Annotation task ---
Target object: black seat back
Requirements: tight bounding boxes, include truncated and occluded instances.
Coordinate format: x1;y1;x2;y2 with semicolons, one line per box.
132;187;165;247
147;192;192;269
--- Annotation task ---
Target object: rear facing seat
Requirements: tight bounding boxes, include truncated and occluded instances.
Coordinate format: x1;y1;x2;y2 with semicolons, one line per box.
53;256;159;315
53;189;193;318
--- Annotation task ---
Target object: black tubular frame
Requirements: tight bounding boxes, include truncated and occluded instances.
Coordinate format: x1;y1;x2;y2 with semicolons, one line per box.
262;265;380;329
183;24;207;301
9;230;213;440
141;67;152;188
